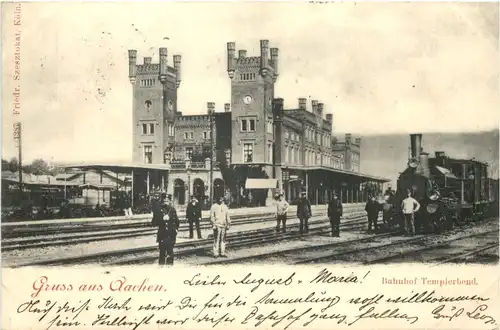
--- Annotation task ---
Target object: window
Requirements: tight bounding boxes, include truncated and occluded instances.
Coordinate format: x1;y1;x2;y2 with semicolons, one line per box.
267;119;273;134
168;124;174;137
203;132;208;139
267;143;273;163
240;118;256;132
140;79;155;87
185;147;193;160
285;146;289;163
184;131;194;139
184;132;189;139
141;123;155;135
143;145;152;164
240;73;256;81
285;132;289;140
243;143;253;163
189;132;194;139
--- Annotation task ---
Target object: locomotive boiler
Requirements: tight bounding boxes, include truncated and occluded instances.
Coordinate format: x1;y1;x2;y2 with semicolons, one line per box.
383;133;494;234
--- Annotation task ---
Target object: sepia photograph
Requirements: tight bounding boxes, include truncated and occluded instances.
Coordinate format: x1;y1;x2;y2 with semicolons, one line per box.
1;2;498;270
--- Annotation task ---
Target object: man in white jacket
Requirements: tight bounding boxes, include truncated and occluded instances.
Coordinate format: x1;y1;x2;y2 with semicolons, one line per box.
210;197;231;258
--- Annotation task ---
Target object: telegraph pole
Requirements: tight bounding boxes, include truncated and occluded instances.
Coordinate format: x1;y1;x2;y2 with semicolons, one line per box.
14;122;23;202
208;102;215;203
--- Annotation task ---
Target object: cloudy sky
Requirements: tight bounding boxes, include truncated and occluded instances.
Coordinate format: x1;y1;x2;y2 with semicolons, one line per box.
1;2;498;180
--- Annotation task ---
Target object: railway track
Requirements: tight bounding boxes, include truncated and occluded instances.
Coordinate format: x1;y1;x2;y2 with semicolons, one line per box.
2;210;366;252
380;229;499;265
1;211;278;239
1;213;285;251
9;214;375;267
204;218;498;266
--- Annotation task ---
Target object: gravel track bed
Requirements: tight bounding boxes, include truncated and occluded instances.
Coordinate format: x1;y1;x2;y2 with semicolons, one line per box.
174;227;379;265
200;218;499;266
88;220;369;265
2;209;369;267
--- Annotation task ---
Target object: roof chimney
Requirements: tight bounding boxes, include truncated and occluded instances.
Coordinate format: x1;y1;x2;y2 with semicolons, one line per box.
224;103;230;112
317;103;324;117
298;98;307;110
207;102;215;115
144;57;152;65
325;113;333;123
239;50;247;58
311;100;318;113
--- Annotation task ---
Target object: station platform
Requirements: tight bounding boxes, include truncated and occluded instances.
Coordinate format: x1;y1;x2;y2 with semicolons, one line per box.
2;203;366;227
2;204;369;268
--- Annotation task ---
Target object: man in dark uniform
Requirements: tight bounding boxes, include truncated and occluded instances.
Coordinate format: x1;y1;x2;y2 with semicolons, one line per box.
152;194;180;265
327;192;343;237
186;195;202;239
365;195;380;232
296;191;312;234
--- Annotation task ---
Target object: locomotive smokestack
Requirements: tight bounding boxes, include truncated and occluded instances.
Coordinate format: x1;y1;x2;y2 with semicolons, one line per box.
419;152;430;177
409;134;422;160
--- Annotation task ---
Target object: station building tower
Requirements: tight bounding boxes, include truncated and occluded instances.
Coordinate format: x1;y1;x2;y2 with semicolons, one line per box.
226;40;280;203
128;48;181;165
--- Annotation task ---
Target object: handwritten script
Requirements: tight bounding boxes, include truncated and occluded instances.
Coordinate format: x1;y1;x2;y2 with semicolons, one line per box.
9;269;498;330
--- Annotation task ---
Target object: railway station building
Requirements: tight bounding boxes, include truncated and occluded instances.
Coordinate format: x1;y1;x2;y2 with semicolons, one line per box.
127;40;388;207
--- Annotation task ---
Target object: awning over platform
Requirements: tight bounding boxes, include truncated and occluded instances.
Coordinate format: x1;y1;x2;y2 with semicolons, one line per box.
2;177;80;187
245;178;278;189
283;165;389;182
79;183;116;190
62;163;171;173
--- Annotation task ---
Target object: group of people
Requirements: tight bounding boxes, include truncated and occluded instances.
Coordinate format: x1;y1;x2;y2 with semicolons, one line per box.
274;191;343;237
151;187;422;266
151;194;231;265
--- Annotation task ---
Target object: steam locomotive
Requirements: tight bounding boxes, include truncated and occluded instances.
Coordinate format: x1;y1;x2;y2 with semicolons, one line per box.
382;133;498;234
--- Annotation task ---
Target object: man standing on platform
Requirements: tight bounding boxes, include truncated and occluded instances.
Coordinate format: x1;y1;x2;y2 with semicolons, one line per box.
297;191;312;234
365;195;380;232
211;197;231;258
275;193;289;233
401;189;420;236
186;195;202;239
328;192;343;237
152;194;180;265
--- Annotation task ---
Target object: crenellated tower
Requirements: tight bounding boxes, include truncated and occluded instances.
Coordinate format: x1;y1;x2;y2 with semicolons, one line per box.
226;39;279;166
128;47;181;164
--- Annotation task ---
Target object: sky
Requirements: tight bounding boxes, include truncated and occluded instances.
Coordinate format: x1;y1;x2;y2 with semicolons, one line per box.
1;2;499;180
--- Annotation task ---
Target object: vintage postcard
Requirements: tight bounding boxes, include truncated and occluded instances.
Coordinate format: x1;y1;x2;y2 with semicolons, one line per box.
1;1;499;329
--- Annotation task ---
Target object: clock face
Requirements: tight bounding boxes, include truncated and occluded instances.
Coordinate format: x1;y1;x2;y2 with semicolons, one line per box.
243;95;253;105
167;100;173;111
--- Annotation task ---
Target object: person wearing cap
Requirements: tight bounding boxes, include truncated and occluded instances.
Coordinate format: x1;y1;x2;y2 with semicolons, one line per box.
186;195;202;239
210;197;231;257
365;195;380;233
296;191;312;234
275;193;289;233
327;192;343;237
151;194;180;265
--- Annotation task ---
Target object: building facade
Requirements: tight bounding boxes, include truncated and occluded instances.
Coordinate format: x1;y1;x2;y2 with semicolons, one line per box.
128;40;382;207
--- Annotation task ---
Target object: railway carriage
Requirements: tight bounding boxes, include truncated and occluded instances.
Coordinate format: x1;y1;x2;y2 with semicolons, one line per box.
382;134;498;234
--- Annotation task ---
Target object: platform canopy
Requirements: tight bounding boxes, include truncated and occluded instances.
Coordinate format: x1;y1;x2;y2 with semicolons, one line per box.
2;177;80;187
79;183;117;191
284;165;389;182
61;163;171;174
245;178;279;189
